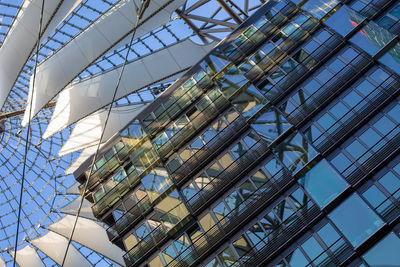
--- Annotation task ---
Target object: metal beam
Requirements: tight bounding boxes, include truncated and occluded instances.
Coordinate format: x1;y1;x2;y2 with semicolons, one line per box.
184;13;237;28
176;9;208;43
215;0;243;24
0;101;56;122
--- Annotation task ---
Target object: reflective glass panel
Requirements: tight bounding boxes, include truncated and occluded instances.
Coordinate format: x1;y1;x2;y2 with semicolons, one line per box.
350;22;394;56
363;233;400;266
302;0;339;19
324;6;365;36
329;194;384;247
299;159;348;207
379;43;400;75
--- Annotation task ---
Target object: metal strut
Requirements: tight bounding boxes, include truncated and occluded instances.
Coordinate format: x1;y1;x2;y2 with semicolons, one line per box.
13;0;46;266
60;0;151;266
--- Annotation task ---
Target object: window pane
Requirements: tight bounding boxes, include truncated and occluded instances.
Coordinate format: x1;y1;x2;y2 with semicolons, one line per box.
285;248;309;267
379;171;400;195
302;236;323;261
317;223;341;247
324;6;365;36
299;159;348;207
363;233;400;266
218;247;237;266
379;43;400;75
302;0;339;19
329;194;384;247
350;22;394;56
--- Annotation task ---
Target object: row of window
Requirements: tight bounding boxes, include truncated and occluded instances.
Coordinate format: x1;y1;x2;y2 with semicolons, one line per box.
238;12;320;83
204;170;390;267
153;87;229;159
360;155;400;223
255;32;344;105
91;141;160;216
302;65;399;151
321;2;400;76
222;0;297;63
204;186;319;266
377;2;400;35
142;70;212;136
328;98;400;184
273;223;400;267
123;190;189;263
165;108;244;177
180;130;265;206
279;46;372;125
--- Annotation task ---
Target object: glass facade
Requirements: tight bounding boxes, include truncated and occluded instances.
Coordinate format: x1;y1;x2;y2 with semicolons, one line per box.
74;0;400;266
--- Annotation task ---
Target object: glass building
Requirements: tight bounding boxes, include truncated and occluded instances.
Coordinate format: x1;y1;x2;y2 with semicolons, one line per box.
71;0;400;266
1;0;400;266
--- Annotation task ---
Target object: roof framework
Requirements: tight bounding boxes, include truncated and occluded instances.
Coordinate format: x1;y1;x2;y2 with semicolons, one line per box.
0;0;265;265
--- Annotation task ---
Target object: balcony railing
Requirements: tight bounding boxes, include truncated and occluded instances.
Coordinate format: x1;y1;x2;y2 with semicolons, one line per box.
123;223;170;267
168;192;319;267
260;37;346;104
144;76;213;137
374;189;400;223
345;125;400;186
242;18;320;83
91;156;160;217
171;115;248;186
157;93;230;160
106;195;152;241
304;237;353;267
313;76;400;153
233;199;322;267
185;139;270;215
358;0;391;18
92;168;141;217
225;2;297;63
285;54;375;126
86;144;131;190
123;203;190;266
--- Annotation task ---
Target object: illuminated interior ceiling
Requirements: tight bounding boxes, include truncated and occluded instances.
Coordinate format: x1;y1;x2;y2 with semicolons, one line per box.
0;0;264;265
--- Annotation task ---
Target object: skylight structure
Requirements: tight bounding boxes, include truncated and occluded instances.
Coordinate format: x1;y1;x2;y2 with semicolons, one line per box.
0;0;264;265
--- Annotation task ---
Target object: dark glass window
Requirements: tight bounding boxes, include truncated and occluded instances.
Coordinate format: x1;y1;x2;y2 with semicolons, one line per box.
350;22;394;56
302;0;339;19
329;194;384;247
273;131;317;173
363;233;400;265
324;6;365;36
378;43;400;75
299;159;348;207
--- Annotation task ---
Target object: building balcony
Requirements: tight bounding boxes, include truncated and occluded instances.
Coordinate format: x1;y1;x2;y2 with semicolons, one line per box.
260;36;345;105
240;19;343;83
91;142;160;217
91;167;142;218
144;75;213;138
285;54;375;127
185;139;270;215
85;143;131;191
123;223;170;267
313;75;400;153
225;1;297;63
106;195;152;241
170;114;248;186
123;203;191;266
167;179;319;267
346;125;400;186
157;93;230;160
232;199;323;267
